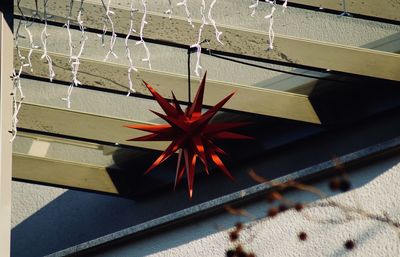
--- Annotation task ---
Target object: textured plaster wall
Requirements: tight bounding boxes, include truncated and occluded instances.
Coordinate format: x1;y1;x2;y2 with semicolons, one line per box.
87;155;400;257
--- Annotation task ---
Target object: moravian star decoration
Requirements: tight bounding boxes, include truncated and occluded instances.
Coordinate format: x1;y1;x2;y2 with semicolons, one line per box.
125;72;252;198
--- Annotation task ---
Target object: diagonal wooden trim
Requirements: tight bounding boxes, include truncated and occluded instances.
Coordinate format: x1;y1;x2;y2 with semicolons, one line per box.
15;47;320;124
286;0;400;22
18;102;169;151
12;153;119;194
14;1;400;81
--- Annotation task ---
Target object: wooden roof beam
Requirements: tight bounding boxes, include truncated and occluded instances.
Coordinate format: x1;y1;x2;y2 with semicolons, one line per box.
15;47;320;123
14;1;400;81
284;0;400;23
13;153;119;194
18;102;170;151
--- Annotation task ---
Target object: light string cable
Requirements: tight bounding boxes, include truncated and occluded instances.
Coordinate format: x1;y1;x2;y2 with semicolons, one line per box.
40;0;55;81
339;0;352;16
125;0;138;96
62;0;88;108
165;0;173;19
30;0;42;20
10;66;25;142
102;0;118;61
11;0;29;142
208;0;223;45
22;0;41;72
177;0;194;28
252;0;287;49
264;0;276;50
249;0;259;17
189;0;223;77
190;0;208;77
207;50;347;83
282;0;288;10
187;48;192;104
136;0;151;69
250;0;287;16
15;1;26;66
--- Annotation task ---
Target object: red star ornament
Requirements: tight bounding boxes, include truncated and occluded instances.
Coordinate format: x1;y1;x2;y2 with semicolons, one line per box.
125;72;252;198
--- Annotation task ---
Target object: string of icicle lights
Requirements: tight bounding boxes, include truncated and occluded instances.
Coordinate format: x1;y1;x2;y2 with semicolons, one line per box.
11;0;295;141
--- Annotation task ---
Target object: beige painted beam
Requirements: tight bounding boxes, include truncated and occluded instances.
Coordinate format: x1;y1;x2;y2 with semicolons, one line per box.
255;32;400;95
17;131;103;150
288;0;400;22
14;1;400;81
18;102;169;151
12;153;118;194
0;3;13;257
15;47;320;124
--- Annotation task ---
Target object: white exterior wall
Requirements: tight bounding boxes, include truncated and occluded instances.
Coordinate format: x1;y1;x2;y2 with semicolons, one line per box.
89;155;400;257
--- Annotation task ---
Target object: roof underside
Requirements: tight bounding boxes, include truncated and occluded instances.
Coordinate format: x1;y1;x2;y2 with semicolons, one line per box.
12;0;400;191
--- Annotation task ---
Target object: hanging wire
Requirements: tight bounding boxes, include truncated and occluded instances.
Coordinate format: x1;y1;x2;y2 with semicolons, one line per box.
208;0;223;45
136;0;152;69
339;0;352;17
282;0;288;10
207;51;347;83
62;0;88;108
264;0;276;50
17;0;40;71
40;0;56;81
125;0;138;96
98;0;108;47
165;0;173;18
15;0;26;64
10;0;28;142
249;0;260;17
10;67;25;142
26;0;43;25
177;0;194;28
190;0;208;77
187;48;192;104
102;0;118;61
189;0;223;77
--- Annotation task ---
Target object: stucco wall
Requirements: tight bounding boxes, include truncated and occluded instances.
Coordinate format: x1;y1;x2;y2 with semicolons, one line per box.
86;154;400;257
